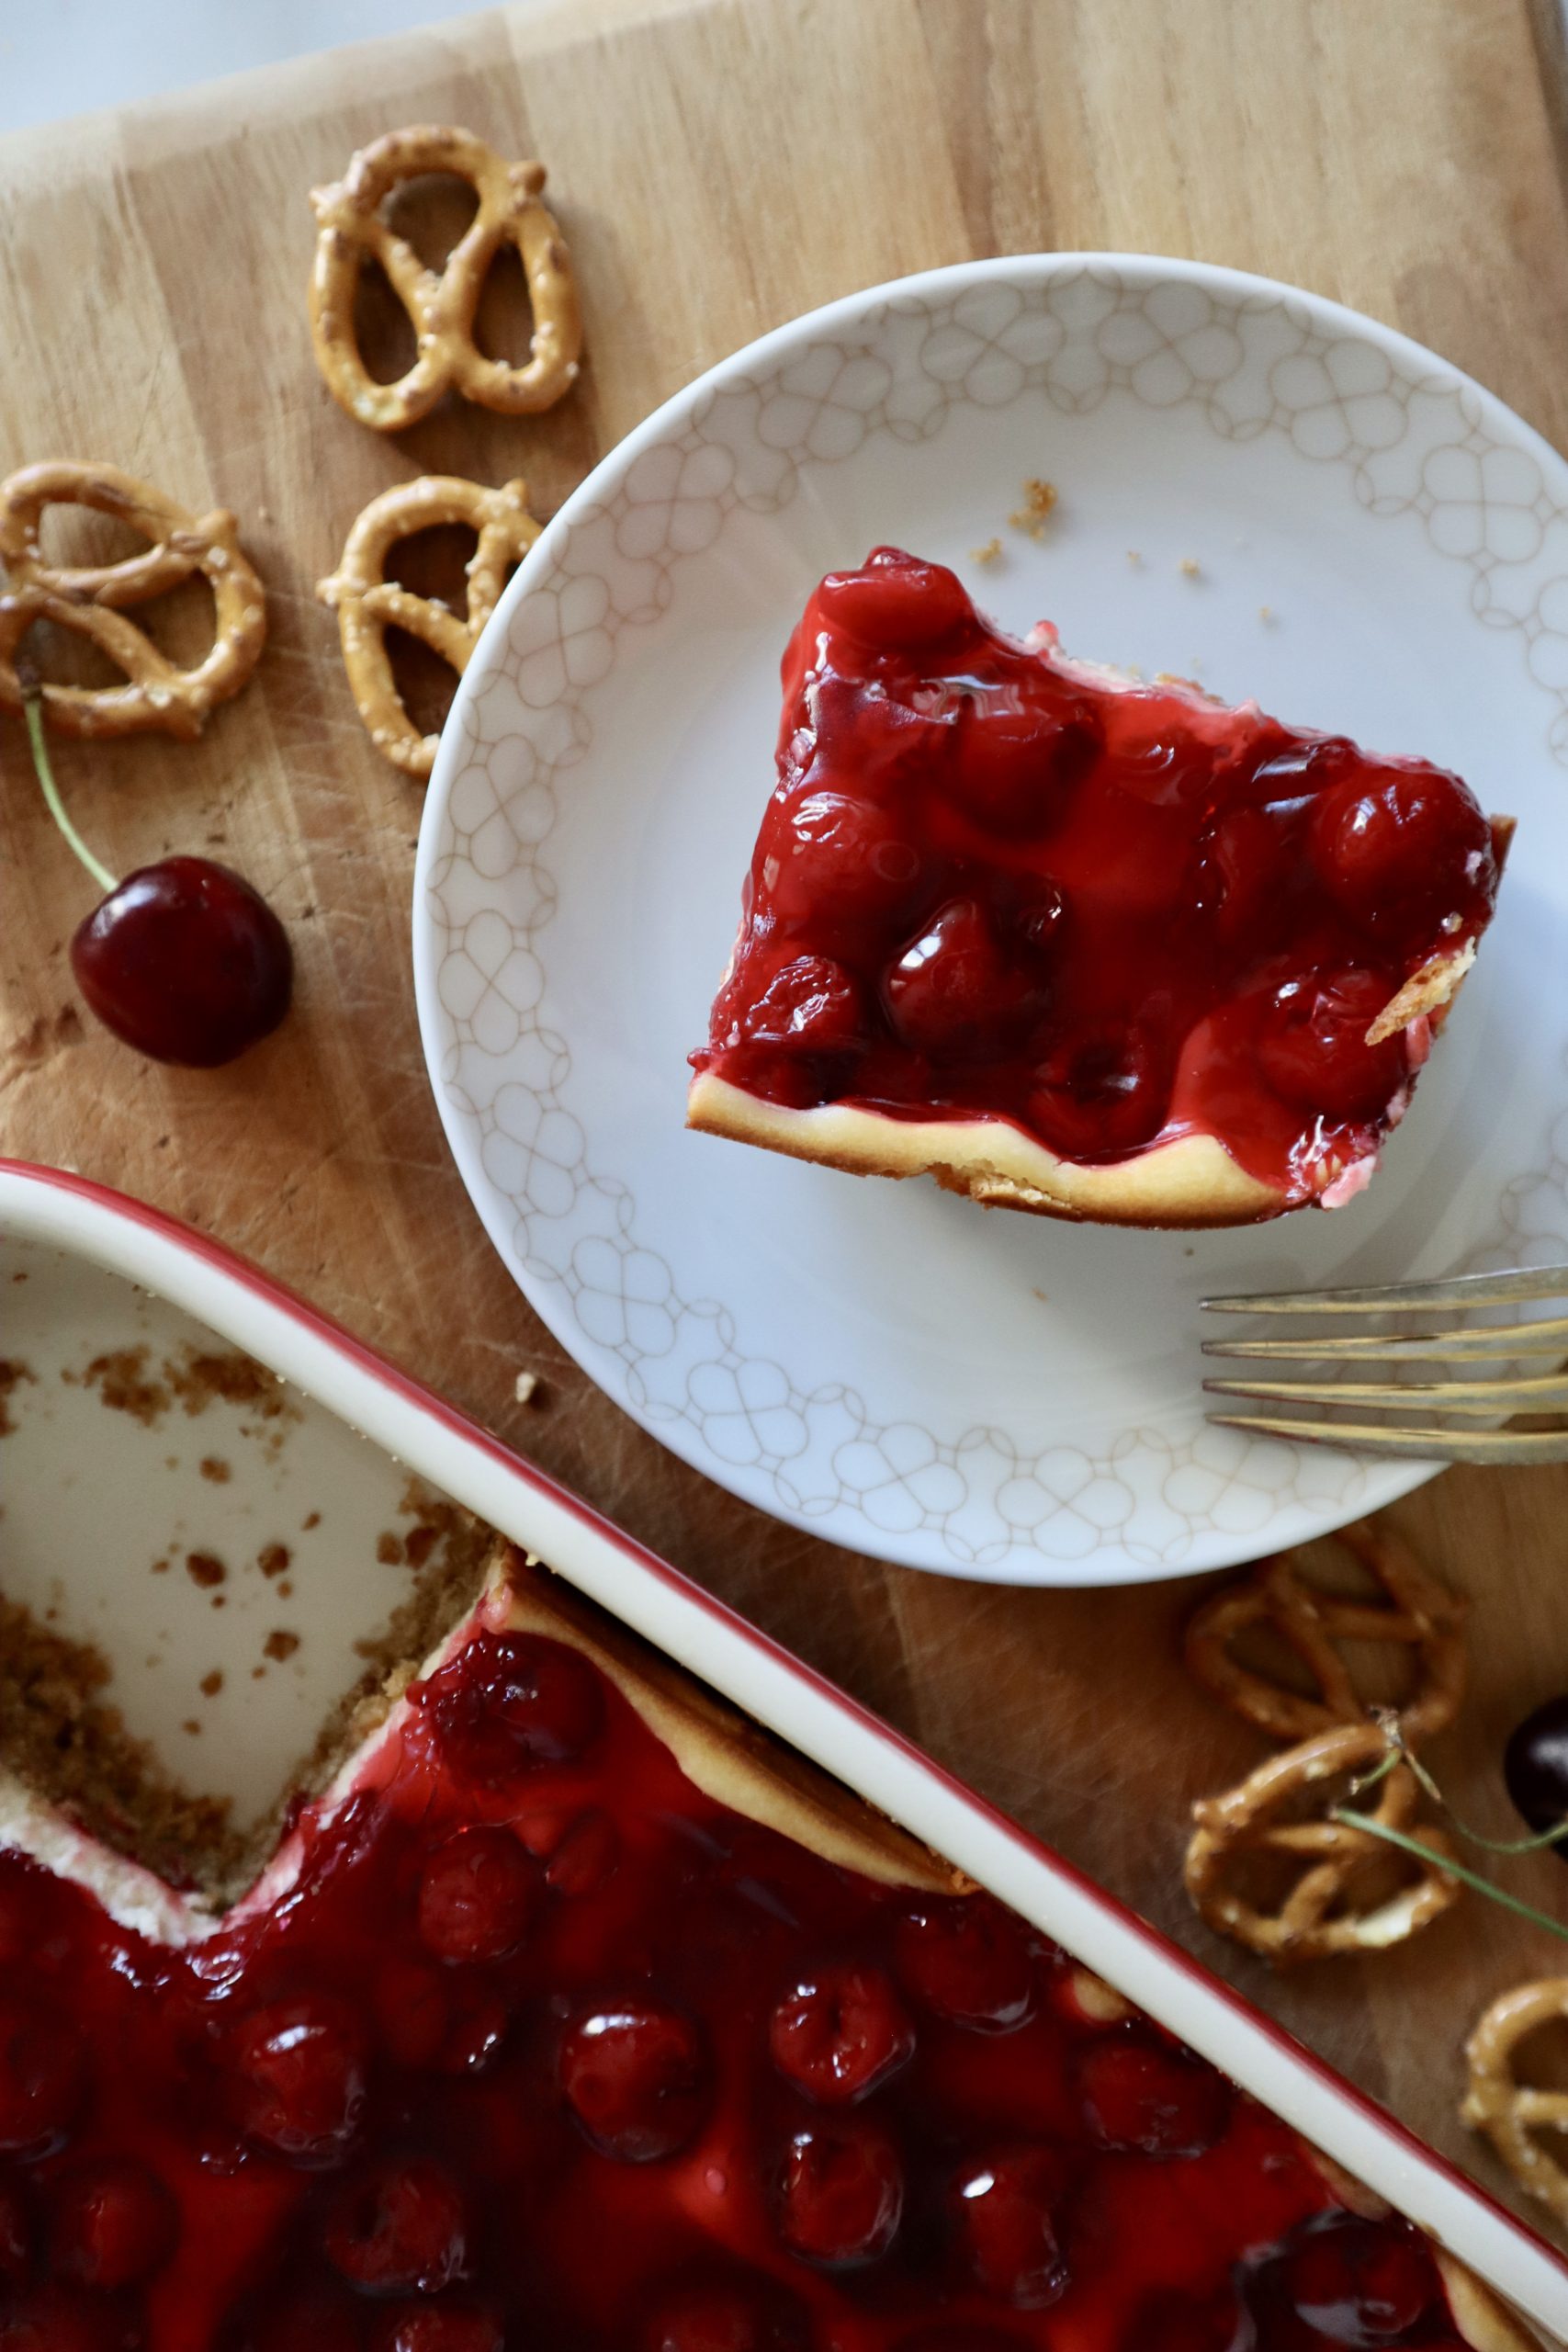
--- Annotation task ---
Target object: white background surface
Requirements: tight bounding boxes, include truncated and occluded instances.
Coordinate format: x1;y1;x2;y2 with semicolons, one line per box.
0;0;525;134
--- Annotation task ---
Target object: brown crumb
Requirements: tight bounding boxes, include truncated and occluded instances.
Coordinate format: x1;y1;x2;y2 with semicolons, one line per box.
1179;557;1201;579
377;1533;404;1566
264;1631;300;1663
81;1348;171;1425
182;1720;201;1736
199;1670;224;1698
167;1348;292;1422
257;1544;290;1580
210;1596;227;1611
0;1359;36;1436
151;1557;170;1576
969;537;1002;567
404;1525;440;1571
185;1551;226;1590
252;1667;267;1680
301;1510;321;1532
277;1580;294;1599
199;1456;231;1484
1008;478;1057;538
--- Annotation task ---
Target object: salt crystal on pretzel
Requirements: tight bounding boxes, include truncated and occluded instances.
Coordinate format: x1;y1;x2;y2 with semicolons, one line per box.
318;473;541;778
1184;1519;1467;1747
0;462;265;739
309;125;582;433
1183;1718;1461;1963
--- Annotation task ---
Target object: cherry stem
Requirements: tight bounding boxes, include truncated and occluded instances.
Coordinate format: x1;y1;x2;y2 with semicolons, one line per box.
1326;1807;1568;1949
1349;1710;1568;1857
15;655;118;897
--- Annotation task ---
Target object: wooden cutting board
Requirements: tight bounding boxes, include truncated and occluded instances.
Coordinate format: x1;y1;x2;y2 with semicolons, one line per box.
5;0;1568;2245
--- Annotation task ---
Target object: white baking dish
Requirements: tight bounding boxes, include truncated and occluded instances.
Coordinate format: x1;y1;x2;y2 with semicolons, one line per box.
1;1154;1563;2340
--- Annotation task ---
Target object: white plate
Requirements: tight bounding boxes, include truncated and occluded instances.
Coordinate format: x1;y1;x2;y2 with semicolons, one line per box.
414;254;1568;1586
5;1159;1565;2335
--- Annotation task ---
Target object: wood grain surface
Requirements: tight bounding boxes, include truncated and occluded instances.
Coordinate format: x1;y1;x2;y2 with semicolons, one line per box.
4;0;1568;2244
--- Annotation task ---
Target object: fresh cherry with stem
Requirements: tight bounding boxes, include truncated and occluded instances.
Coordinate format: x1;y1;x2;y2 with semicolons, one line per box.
15;657;292;1067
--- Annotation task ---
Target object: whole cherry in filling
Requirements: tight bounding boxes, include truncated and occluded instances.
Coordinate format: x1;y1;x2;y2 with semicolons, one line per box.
558;1998;711;2159
690;547;1506;1203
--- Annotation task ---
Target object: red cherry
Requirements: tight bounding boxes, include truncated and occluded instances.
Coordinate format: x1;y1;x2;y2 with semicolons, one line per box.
374;2303;504;2352
1311;763;1493;933
1122;2290;1242;2352
893;1900;1034;2031
645;2277;807;2352
72;856;292;1067
950;685;1099;836
950;2145;1068;2309
229;1993;367;2163
768;1963;914;2104
817;549;973;649
772;789;928;935
417;1827;538;1964
737;956;866;1057
892;2335;1028;2352
1077;2030;1229;2157
1025;1024;1170;1159
1276;2214;1436;2345
545;1808;620;1897
0;2177;28;2287
51;2155;178;2288
1504;1692;1568;1851
1193;801;1311;949
1256;969;1407;1121
413;1633;604;1784
777;2118;904;2267
0;1996;85;2155
558;2001;710;2161
323;2156;470;2294
0;2286;124;2352
885;898;1050;1057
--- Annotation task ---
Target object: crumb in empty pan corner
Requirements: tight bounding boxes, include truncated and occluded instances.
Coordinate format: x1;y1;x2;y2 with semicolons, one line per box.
264;1631;300;1663
199;1457;231;1484
256;1544;290;1580
0;1359;36;1436
185;1552;226;1590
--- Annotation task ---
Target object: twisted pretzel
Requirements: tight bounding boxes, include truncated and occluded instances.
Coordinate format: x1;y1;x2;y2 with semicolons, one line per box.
1463;1979;1568;2227
0;462;266;738
1184;1521;1466;1747
318;473;539;778
1184;1720;1460;1962
309;126;582;432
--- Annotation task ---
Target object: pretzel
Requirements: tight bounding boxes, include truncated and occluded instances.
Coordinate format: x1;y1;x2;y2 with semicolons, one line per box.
0;462;265;738
1463;1979;1568;2227
1184;1520;1466;1747
317;473;540;778
309;126;582;432
1183;1720;1461;1962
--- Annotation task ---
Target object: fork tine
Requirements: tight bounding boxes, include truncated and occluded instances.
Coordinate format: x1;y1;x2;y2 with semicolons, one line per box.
1202;1372;1568;1414
1201;1316;1568;1362
1204;1414;1568;1462
1201;1266;1567;1315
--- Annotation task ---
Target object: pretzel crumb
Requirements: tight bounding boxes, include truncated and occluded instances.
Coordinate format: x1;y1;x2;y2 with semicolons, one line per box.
970;537;1002;566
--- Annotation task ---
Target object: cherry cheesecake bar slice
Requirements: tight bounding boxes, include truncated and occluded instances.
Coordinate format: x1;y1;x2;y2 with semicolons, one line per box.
687;548;1509;1227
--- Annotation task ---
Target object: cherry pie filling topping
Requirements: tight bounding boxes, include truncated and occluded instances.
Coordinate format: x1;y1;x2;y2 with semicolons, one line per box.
0;1611;1477;2348
690;548;1505;1200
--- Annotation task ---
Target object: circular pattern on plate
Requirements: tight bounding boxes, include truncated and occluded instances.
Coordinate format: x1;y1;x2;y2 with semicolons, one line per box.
414;256;1568;1582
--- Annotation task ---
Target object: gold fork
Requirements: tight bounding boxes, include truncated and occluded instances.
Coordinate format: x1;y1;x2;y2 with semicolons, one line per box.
1201;1266;1568;1462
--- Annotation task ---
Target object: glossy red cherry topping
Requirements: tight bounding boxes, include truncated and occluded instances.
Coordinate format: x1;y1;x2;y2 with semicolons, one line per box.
692;548;1506;1202
416;1826;538;1963
0;1612;1473;2347
72;857;293;1069
768;1963;914;2104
